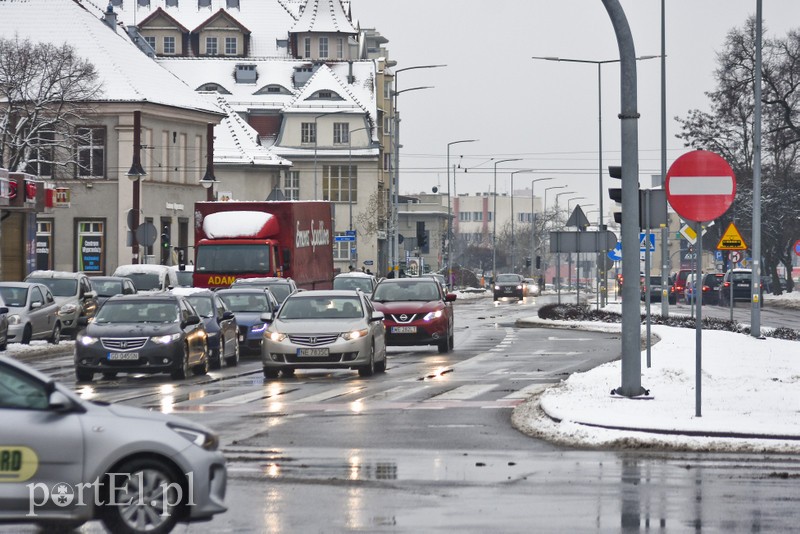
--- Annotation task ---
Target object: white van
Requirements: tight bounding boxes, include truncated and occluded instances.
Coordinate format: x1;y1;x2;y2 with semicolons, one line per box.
112;264;178;292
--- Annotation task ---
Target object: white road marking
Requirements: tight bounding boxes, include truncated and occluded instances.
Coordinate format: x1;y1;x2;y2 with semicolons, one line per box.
432;384;498;400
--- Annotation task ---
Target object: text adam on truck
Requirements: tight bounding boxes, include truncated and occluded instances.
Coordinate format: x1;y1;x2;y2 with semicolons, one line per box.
193;201;334;290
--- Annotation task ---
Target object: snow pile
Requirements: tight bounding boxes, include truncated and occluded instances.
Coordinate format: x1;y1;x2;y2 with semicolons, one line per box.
202;211;273;239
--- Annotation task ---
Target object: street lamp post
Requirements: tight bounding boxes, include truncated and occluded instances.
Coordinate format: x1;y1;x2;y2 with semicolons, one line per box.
530;177;553;277
446;139;477;288
553;190;575;303
348;126;371;270
532;54;659;306
313;109;347;201
509;169;534;272
542;185;567;288
391;64;445;276
492;158;522;283
566;196;587;298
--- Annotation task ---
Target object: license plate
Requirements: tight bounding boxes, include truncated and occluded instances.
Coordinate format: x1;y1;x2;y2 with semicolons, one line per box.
238;334;244;342
297;348;329;357
108;352;139;361
391;326;417;334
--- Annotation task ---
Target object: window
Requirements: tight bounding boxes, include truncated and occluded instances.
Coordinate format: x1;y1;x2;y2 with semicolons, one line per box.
76;220;105;273
336;37;344;59
333;123;349;145
319;37;328;58
384;80;392;100
383;116;392;135
284;171;300;200
77;127;105;178
206;37;218;55
144;36;156;51
163;36;175;54
25;130;54;178
0;363;49;410
301;123;316;144
487;212;493;222
383;153;391;171
459;212;471;222
225;37;237;55
473;211;483;222
333;235;351;261
304;37;311;58
322;165;356;203
235;64;257;83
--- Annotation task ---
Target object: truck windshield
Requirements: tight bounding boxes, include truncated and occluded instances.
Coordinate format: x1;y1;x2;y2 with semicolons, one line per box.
196;244;271;274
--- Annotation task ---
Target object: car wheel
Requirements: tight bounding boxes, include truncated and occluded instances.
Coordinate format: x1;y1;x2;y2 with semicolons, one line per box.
21;324;32;345
437;334;452;354
48;322;61;345
282;368;296;377
225;338;240;367
170;345;190;380
101;457;183;534
192;342;209;376
0;338;5;352
209;340;222;370
102;371;118;380
375;345;387;373
263;368;280;379
75;368;94;382
358;343;376;377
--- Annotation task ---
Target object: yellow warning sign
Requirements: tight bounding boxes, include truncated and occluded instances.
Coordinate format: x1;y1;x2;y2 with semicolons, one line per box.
716;222;747;250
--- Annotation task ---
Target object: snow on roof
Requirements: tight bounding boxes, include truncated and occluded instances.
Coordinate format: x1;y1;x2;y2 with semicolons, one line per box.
284;64;369;115
290;0;357;35
202;210;273;238
0;0;220;115
113;264;171;275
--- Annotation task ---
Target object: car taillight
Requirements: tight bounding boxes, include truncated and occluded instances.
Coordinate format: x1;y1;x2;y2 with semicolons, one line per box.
723;281;731;287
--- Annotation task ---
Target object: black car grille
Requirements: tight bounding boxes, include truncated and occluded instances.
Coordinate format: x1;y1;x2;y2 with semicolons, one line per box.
289;334;339;346
389;314;418;323
101;337;148;351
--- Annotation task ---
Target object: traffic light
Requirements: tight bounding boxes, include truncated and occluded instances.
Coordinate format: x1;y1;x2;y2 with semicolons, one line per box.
416;221;428;250
161;227;170;250
525;257;532;267
607;165;641;227
535;256;541;269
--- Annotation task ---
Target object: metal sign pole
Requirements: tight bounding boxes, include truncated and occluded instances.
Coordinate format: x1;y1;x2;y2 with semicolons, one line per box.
695;220;703;417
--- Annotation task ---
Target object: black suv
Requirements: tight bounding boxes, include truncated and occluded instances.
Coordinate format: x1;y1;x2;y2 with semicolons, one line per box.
493;273;525;301
719;269;762;305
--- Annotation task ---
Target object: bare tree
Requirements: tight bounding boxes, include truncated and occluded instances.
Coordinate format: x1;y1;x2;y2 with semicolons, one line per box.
354;190;383;236
0;36;101;176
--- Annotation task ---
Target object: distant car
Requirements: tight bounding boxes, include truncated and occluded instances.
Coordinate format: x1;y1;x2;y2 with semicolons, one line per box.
0;282;61;345
90;276;137;306
23;270;98;339
670;269;692;301
0;354;227;532
112;264;178;292
230;277;297;305
333;271;379;293
685;273;724;305
493;273;525;301
172;288;239;368
640;275;674;304
215;288;280;354
420;273;449;291
74;293;209;382
523;278;540;297
261;290;386;379
170;264;195;288
719;269;762;306
371;278;456;353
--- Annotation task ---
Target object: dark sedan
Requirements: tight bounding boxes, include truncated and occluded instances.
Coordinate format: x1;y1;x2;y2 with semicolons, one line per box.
74;294;209;382
173;288;239;368
90;276;137;306
493;273;525;301
230;277;297;305
216;288;279;354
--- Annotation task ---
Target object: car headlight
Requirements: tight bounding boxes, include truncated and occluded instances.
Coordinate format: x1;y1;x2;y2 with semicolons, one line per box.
151;333;182;345
167;423;219;451
7;314;21;325
251;323;267;334
494;285;500;290
268;332;287;342
516;285;522;290
341;328;369;341
78;335;99;346
423;310;443;321
58;304;78;315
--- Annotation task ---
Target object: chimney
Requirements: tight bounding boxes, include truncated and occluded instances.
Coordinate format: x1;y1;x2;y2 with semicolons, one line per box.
348;61;355;84
103;2;118;32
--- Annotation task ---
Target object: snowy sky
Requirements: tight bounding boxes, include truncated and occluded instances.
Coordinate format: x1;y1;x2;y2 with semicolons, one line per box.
350;0;799;210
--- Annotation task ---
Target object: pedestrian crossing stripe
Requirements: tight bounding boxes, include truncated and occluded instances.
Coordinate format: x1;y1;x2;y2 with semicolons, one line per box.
716;222;747;250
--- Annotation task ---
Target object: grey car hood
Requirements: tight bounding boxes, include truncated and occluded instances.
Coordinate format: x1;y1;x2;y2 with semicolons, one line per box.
272;317;365;334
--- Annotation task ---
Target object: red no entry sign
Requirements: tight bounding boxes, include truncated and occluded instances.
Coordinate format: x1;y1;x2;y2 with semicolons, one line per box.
665;150;736;222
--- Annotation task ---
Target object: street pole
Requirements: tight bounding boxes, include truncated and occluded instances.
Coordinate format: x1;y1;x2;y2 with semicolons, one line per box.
348;126;370;270
447;139;477;288
492;158;522;283
530;177;554;278
509;170;534;273
751;0;763;338
543;185;567;289
554;190;575;303
660;0;670;318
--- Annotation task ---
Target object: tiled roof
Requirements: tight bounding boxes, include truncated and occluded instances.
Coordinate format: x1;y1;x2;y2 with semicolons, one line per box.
290;0;356;35
0;0;220;115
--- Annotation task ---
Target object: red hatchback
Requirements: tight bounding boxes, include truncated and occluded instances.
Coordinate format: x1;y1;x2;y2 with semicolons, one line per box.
371;278;456;353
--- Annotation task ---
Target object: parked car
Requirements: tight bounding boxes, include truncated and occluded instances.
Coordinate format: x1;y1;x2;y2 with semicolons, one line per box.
0;295;8;351
333;271;379;293
493;273;525;301
261;290;386;379
215;288;280;354
170;264;195;288
23;270;98;339
0;282;61;345
112;264;178;292
172;288;239;369
74;293;209;382
90;276;137;306
230;277;297;305
685;272;725;305
371;278;456;353
719;268;762;306
0;354;227;532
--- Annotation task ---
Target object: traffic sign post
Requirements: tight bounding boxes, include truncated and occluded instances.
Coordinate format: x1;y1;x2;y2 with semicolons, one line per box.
666;150;737;419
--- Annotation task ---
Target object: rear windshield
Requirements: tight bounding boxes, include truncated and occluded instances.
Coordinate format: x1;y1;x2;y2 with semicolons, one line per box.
25;278;77;297
218;292;271;313
124;273;161;292
92;280;124;297
333;277;374;292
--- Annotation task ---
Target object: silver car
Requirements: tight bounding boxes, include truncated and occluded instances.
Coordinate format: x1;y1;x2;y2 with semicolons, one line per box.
0;282;61;345
0;355;227;532
23;271;98;339
261;290;387;379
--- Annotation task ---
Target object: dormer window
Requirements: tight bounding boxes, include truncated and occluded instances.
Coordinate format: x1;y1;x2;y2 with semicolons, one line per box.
198;83;231;95
138;0;149;6
310;90;342;101
254;84;291;95
165;0;178;6
226;0;239;7
235;64;257;84
206;37;218;56
198;0;211;7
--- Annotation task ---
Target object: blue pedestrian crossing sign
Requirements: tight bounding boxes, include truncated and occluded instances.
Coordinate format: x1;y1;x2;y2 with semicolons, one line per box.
608;242;622;262
639;233;656;252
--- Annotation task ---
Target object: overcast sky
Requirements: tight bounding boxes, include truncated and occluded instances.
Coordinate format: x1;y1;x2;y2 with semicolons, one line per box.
349;0;798;217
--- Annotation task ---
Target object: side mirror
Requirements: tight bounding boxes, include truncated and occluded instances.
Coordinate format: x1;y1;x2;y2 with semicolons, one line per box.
48;391;76;413
370;311;385;322
222;311;235;321
85;290;97;299
445;293;457;302
183;315;201;327
0;306;7;315
31;301;43;310
260;312;274;323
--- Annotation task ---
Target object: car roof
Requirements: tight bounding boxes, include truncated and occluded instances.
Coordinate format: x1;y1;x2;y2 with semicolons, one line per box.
216;287;274;293
335;272;375;279
91;276;133;281
233;277;291;283
26;270;84;279
288;290;362;298
171;287;214;297
377;278;438;285
106;293;182;302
